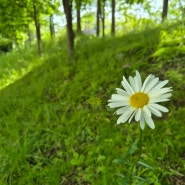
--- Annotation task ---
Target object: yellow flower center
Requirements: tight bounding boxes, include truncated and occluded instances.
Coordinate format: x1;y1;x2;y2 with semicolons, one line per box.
130;92;149;108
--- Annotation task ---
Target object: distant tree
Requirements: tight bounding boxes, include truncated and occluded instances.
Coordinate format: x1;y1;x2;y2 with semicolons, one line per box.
49;14;55;38
125;0;144;3
162;0;169;22
62;0;74;56
75;0;82;33
101;0;106;37
111;0;115;36
29;0;60;54
96;0;101;36
75;0;92;33
32;2;42;55
48;0;60;38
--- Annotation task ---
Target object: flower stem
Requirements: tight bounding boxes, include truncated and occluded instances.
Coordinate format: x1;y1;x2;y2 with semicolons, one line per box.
129;128;142;184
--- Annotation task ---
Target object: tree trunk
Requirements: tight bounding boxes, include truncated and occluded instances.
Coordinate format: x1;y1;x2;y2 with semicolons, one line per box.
162;0;168;22
49;14;55;38
96;0;101;37
102;0;105;37
33;3;41;55
111;0;115;36
62;0;74;56
76;1;81;33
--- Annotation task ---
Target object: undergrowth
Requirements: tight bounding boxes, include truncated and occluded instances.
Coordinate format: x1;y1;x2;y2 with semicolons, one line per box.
0;21;184;185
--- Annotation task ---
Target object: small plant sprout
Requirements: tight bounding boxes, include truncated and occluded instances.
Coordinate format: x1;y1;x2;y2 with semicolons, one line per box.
108;71;172;129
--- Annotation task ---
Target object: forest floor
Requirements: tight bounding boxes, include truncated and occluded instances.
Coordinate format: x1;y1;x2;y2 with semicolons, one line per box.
0;21;185;185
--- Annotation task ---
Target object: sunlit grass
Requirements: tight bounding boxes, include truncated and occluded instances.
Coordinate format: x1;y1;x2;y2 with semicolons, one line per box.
0;48;43;90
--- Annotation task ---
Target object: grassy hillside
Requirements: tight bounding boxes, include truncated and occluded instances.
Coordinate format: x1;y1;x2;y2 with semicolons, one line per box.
0;22;185;185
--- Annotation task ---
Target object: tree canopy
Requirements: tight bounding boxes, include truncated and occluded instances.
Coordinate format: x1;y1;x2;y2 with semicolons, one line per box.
0;0;184;54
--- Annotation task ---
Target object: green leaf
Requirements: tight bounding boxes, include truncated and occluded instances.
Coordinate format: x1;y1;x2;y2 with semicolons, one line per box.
133;175;149;182
112;158;131;166
70;152;85;166
113;139;139;166
123;139;139;158
137;161;158;176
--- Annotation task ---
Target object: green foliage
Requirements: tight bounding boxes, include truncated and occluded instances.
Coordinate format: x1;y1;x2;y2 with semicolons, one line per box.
0;22;185;185
0;0;60;49
125;0;145;4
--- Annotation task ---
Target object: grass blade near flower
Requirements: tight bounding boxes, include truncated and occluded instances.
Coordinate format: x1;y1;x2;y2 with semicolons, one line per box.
137;161;158;176
113;139;139;166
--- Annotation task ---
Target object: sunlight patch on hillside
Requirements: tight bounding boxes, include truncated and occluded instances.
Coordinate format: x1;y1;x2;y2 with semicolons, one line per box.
0;56;44;90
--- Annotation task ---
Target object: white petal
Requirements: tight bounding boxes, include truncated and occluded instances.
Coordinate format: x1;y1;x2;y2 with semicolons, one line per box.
150;97;170;103
150;103;169;112
117;108;134;124
141;74;154;92
149;87;172;96
121;77;134;94
147;105;162;117
143;112;155;129
135;71;142;91
135;108;141;121
115;106;131;115
108;99;129;105
129;76;137;92
144;77;159;93
128;111;136;123
108;102;129;108
150;93;172;100
143;106;152;117
148;80;169;93
150;98;170;103
149;93;171;103
110;94;128;101
140;113;145;130
116;88;130;96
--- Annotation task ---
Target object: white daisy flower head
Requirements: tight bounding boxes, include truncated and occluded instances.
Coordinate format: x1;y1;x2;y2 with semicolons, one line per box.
108;71;172;130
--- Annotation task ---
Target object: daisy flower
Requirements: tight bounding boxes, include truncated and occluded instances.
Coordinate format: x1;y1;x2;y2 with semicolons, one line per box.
108;71;172;129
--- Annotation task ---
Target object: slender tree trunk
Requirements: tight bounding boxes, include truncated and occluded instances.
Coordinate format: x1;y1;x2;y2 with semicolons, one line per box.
102;0;105;37
96;0;101;37
33;3;41;55
76;1;81;33
62;0;74;56
111;0;115;36
162;0;168;22
49;14;55;38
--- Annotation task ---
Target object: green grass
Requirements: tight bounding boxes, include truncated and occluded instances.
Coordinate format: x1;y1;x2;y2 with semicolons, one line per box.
0;21;185;185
